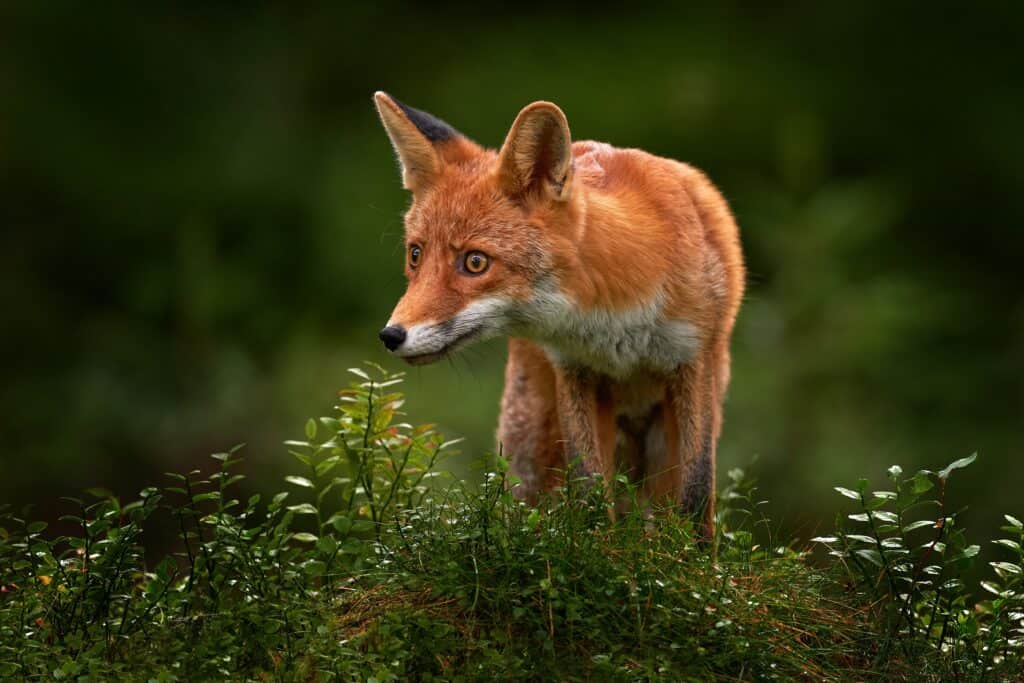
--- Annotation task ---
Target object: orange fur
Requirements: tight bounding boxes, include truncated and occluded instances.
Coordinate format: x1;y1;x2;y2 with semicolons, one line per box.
373;93;744;536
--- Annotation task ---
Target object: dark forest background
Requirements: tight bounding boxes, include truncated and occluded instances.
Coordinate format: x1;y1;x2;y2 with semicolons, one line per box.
2;3;1022;545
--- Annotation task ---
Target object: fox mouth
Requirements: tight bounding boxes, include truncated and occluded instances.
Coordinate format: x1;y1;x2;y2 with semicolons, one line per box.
402;350;448;366
399;325;484;365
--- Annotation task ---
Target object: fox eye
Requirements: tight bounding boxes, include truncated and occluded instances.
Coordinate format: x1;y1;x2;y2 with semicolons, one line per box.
408;244;422;268
464;251;490;275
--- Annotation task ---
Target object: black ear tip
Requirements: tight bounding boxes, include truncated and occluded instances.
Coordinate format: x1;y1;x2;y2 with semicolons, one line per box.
389;96;459;143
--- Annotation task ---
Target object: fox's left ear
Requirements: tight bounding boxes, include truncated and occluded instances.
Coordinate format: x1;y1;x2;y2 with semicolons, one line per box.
497;101;573;202
374;92;463;192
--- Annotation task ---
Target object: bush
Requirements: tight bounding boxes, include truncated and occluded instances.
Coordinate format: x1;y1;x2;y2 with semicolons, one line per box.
0;365;1021;680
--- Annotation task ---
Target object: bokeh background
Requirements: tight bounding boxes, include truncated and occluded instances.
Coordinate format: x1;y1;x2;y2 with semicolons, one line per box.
3;4;1022;547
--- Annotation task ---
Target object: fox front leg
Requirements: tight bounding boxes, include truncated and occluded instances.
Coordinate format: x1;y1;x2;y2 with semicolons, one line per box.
661;356;717;539
498;339;565;504
553;365;617;492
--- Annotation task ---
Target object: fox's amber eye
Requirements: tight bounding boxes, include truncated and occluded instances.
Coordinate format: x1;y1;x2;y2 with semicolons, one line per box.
408;245;422;268
464;251;489;274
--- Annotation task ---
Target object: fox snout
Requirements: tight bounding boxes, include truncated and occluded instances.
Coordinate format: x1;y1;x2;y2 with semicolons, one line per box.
378;296;510;365
378;325;406;351
376;317;459;365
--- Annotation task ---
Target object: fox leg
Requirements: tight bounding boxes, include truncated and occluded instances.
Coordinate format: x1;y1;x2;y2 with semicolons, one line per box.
657;355;718;539
498;339;564;503
553;365;617;490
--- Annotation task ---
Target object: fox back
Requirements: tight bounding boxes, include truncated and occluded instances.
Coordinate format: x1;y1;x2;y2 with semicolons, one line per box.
374;92;744;535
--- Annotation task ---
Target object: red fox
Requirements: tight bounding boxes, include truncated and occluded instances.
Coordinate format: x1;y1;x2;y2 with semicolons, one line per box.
373;92;744;536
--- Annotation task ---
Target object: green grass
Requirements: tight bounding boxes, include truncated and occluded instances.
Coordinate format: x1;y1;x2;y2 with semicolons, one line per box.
1;365;1021;681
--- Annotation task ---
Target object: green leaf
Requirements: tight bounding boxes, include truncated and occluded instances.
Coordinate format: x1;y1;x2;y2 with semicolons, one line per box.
911;472;934;494
845;534;876;544
348;367;371;381
341;538;365;554
351;519;375;534
305;418;318;440
317;536;338;556
855;548;883;567
285;476;314;489
810;536;838;543
939;578;964;592
991;561;1022;576
287;503;318;515
328;514;352;535
902;519;935;534
291;532;318;543
1005;515;1023;529
938;453;977;480
302;560;327;576
950;545;980;562
834;487;860;500
315;456;341;478
524;509;541;531
887;465;903;479
224;474;245;488
289;451;312;466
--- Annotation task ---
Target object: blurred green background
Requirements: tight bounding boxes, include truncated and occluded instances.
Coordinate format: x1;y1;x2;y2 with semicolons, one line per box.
2;3;1022;541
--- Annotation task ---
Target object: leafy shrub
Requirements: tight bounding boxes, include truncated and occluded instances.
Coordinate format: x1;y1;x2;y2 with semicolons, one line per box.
815;456;1024;679
0;364;458;680
0;365;1020;681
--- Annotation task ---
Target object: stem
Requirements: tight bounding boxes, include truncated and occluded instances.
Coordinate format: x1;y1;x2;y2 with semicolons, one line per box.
361;383;380;526
860;492;901;603
184;477;218;606
177;509;196;599
378;441;414;540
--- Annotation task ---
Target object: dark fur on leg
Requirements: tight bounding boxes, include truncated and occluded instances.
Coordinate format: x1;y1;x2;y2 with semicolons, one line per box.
680;429;715;541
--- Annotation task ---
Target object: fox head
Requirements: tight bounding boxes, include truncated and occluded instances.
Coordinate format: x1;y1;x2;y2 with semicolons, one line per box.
374;92;578;364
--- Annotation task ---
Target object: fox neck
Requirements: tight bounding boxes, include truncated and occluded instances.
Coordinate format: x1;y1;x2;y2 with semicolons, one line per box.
507;277;698;379
558;186;669;309
503;190;699;378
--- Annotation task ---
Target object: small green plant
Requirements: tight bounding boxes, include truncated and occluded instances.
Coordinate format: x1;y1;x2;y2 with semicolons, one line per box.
815;454;1024;679
281;363;457;564
0;364;1020;680
0;364;459;679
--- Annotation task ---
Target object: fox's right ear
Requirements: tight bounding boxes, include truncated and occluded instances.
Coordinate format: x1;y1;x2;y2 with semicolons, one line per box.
374;92;459;192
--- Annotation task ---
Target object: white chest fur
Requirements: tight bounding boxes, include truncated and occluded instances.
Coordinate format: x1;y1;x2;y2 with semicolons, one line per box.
513;285;700;379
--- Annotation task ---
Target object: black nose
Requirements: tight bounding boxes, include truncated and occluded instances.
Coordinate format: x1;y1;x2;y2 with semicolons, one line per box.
378;325;407;351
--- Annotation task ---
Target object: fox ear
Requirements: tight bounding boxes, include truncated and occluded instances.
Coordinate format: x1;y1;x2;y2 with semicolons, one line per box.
497;101;573;201
374;92;459;191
